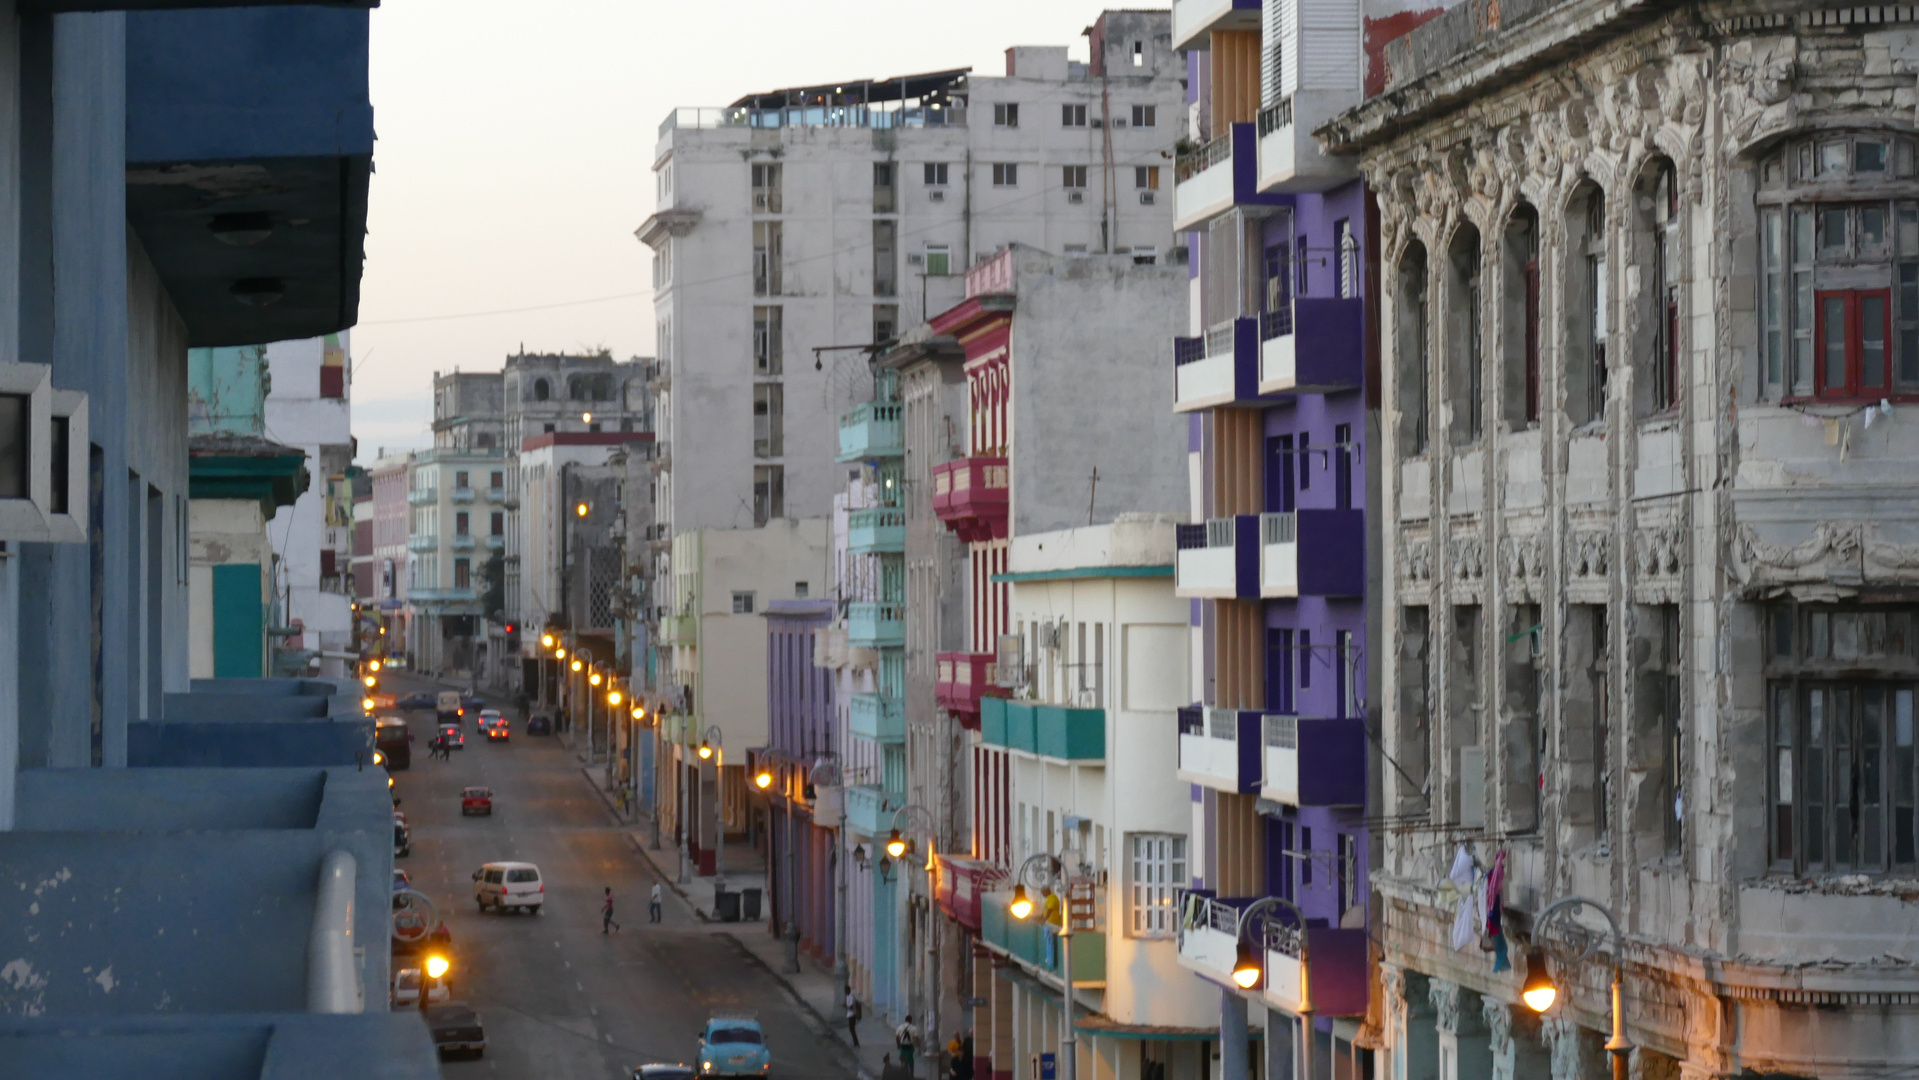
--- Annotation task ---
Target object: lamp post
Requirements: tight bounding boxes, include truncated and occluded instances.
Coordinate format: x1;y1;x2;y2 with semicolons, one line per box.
572;647;596;756
1007;852;1074;1080
1524;896;1633;1080
605;682;624;787
699;723;725;887
810;755;848;981
885;804;940;1075
1221;894;1314;1080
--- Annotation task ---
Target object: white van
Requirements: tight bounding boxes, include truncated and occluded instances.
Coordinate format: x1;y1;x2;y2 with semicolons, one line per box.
436;691;463;723
472;861;544;914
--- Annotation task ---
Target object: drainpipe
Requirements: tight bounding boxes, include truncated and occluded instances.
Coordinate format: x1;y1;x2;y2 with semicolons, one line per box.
307;850;361;1013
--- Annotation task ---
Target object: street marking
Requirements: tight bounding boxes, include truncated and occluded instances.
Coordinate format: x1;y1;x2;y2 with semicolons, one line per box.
576;980;584;991
604;1033;614;1043
589;1005;598;1016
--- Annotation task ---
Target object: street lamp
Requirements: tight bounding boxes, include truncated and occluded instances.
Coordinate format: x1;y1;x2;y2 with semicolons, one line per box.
1525;896;1633;1080
419;953;451;1015
572;659;583;672
1217;894;1317;1080
699;724;725;886
542;633;554;649
1006;852;1076;1080
754;769;773;790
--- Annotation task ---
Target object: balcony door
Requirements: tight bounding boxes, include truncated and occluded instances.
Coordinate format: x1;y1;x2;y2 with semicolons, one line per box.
1815;288;1892;399
1266;435;1295;513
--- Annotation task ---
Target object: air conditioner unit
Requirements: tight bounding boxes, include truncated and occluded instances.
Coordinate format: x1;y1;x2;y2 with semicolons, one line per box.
929;190;946;203
1067;191;1084;204
1090;118;1104;129
1139;191;1156;205
1114;118;1128;127
907;253;924;265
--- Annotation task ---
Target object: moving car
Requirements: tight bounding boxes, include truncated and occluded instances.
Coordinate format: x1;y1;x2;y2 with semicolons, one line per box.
461;786;493;816
697;1013;771;1077
634;1065;697;1080
484;715;510;742
438;723;464;750
525;714;552;736
391;966;450;1009
436;691;464;723
472;861;543;913
374;716;412;770
393;868;411;891
425;1001;486;1058
397;692;436;711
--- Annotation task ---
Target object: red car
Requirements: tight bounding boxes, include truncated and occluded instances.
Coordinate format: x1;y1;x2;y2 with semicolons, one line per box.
461;786;493;816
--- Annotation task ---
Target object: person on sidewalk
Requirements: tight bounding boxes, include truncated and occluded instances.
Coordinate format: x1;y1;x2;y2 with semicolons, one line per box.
895;1014;919;1074
880;1054;910;1080
844;988;862;1047
602;886;620;934
947;1033;970;1080
649;882;663;923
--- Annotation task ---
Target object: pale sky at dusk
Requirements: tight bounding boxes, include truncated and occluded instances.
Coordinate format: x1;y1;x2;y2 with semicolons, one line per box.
348;0;1163;461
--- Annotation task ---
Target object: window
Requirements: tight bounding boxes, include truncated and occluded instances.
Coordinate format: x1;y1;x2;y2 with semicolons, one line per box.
490;511;503;537
1398;608;1432;814
992;163;1018;187
1131;104;1156;128
924;244;951;277
0;394;26;498
1769;605;1919;873
1128;834;1185;936
1298;432;1311;491
1638;160;1682;414
1397;243;1431;454
1503;204;1541;427
455;512;469;536
489;470;503;488
532;377;549;402
753;465;784;525
794;581;808;598
873;162;896;214
751;162;782;213
1816;288;1892;398
454;558;471;589
753;222;783;296
1504;604;1544;833
455;471;470;490
1134;166;1159;190
1296;235;1310;297
993;102;1019;128
1269;628;1294;713
873;304;898;346
1636;605;1684;856
1334;422;1352;510
1061;104;1086;127
924;162;948;186
1567;183;1609;424
1336;832;1357;918
1061;165;1087;189
1336;630;1356;718
873;220;897;297
754;306;783;375
1447;225;1483;445
753;383;783;458
1335;219;1356;299
732;591;756;615
1299;827;1313;885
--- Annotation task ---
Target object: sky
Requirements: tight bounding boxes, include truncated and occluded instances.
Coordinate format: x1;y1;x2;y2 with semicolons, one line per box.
349;0;1160;462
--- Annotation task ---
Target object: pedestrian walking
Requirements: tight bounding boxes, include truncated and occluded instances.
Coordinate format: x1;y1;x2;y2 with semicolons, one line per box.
844;987;862;1047
947;1032;971;1080
602;886;620;934
649;883;663;923
880;1053;911;1080
895;1014;919;1074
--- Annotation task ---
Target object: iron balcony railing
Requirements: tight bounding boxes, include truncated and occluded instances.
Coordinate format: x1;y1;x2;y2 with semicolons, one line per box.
1260;512;1297;545
1257;97;1294;138
1260;304;1294;342
1206;516;1237;548
1207;706;1237;741
1173;337;1208;367
1176;132;1233;184
1263;912;1304;959
1264;712;1298;750
1177;705;1204;735
1175;523;1208;550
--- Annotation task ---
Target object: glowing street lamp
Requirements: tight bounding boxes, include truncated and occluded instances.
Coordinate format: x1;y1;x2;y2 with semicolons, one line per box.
362;674;377;688
1521;952;1557;1013
589;671;603;687
607;689;622;707
1008;885;1034;921
541;633;555;648
697;741;713;760
754;769;773;790
1524;896;1633;1080
575;502;589;518
571;659;583;673
555;647;566;659
362;697;375;711
885;828;908;860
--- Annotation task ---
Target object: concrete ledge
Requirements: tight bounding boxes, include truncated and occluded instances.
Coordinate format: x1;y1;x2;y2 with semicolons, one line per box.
0;1012;440;1080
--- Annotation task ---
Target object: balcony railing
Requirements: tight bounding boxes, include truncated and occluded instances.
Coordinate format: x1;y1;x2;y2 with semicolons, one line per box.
486;534;505;549
1258;297;1365;395
847;602;904;648
981;698;1103;760
848;506;906;554
1175;123;1284;233
980;891;1108;986
936;651;1001;724
844;783;904;838
406;534;435;551
486;486;506;502
1257;97;1294;137
849;692;905;743
838;401;904;461
1260;713;1367;808
1173;317;1262;413
1255;87;1361;193
932;456;1009;542
659;613;696;647
451;534;475;550
1175;133;1233;185
660;103;966;139
406;488;436;505
1259;509;1364;598
450;486;474;503
1177;706;1262;793
1176;514;1257;599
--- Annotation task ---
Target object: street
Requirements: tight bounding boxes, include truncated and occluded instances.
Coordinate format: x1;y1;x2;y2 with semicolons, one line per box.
382;670;858;1080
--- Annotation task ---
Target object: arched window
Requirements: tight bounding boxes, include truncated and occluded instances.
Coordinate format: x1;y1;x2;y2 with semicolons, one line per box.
532;377;550;402
568;376;584;400
1396;242;1430;454
1635;158;1681;414
1502;204;1540;427
1446;224;1483;445
1757;131;1919;401
1565;181;1609;425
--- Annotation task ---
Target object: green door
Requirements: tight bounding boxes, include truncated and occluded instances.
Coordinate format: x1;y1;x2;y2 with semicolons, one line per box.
211;563;264;678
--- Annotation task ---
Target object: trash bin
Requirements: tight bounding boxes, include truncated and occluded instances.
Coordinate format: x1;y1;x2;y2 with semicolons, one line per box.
741;887;763;921
714;888;740;923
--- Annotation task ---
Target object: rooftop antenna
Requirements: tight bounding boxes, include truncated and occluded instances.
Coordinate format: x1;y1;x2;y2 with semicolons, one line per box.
1086;466;1099;526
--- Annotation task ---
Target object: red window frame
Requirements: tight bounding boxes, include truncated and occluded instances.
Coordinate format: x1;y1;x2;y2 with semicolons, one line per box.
1814;288;1893;400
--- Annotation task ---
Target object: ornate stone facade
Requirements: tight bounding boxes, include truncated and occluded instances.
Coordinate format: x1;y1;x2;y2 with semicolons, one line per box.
1329;2;1919;1076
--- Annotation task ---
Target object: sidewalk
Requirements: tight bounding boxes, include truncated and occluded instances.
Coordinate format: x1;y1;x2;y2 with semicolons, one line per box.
574;763;900;1080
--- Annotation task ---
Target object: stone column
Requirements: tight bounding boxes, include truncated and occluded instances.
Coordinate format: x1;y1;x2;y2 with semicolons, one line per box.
1219;987;1252;1080
1543;1016;1605;1080
1483;996;1552;1080
1382;964;1439;1080
1429;980;1492;1080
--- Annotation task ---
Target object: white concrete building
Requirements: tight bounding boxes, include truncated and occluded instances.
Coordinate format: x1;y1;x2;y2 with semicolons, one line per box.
260;334;354;673
403;446;509;677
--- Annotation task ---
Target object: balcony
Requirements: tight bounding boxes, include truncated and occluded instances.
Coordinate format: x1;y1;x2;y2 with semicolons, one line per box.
1175;515;1257;599
936;651;1002;723
1173;318;1262;413
932;456;1009;542
1174;123;1284;234
406;534;434;552
1172;0;1262;50
981;698;1104;760
848;602;904;649
487;486;506;502
1260;714;1367;808
405;587;477;605
1255;93;1362;195
980;894;1108;986
486;534;505;550
838;401;904;462
451;533;475;550
845;783;904;839
1257;300;1366;395
659;613;696;647
1261;917;1370;1017
1176;706;1262;793
406;488;436;506
849;693;906;744
1258;510;1365;598
450;486;475;503
848;506;906;555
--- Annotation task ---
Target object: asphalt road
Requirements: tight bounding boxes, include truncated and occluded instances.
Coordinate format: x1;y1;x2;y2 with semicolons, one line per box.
380;671;854;1080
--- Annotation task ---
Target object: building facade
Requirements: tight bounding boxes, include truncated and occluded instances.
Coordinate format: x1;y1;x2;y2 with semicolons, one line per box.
759;599;841;965
1319;1;1919;1076
403;446;510;676
262;334;355;673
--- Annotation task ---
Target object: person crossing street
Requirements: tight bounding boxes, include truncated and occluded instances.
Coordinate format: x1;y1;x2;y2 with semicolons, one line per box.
649;882;663;923
602;886;620;933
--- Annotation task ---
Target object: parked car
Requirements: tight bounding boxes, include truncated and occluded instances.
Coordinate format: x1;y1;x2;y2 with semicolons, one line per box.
472;861;543;913
697;1013;771;1077
393;868;411;892
396;692;436;711
425;1001;486;1058
633;1065;696;1080
394;819;411;858
461;786;493;816
484;716;510;742
374;716;413;770
438;723;464;750
391;966;450;1009
525;714;552;736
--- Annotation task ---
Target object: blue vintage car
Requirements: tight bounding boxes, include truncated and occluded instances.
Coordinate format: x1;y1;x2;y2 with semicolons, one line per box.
697;1013;770;1077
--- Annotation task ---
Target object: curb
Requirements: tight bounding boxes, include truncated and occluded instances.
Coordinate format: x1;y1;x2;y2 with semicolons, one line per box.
577;763;712;923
